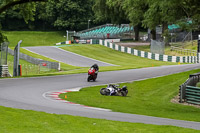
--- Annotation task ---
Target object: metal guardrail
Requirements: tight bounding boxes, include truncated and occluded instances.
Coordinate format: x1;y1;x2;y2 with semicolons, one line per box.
179;72;200;104
185;85;200;105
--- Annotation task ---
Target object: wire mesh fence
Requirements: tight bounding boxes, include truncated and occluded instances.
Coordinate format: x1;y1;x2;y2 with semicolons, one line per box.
150;40;165;54
7;61;56;76
8;48;60;70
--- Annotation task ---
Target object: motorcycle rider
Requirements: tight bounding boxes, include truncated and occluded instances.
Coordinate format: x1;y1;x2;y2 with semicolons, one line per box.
91;64;99;71
91;64;99;76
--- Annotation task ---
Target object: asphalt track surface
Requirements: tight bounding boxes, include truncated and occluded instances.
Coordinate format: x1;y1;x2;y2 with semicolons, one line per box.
1;64;200;130
23;46;114;67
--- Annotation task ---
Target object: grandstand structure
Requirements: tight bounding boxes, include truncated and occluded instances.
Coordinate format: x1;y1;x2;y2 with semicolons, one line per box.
76;24;134;39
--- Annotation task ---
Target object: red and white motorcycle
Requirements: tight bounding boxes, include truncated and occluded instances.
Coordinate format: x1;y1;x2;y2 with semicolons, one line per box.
87;67;98;82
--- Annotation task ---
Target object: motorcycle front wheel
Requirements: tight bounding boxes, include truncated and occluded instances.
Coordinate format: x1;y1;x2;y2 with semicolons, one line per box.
121;91;127;96
87;76;90;82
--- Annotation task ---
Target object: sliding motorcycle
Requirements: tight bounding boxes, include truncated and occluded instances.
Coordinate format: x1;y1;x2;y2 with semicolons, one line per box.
100;84;128;96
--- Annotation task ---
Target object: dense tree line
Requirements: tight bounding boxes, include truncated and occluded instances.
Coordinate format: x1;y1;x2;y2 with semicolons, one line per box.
0;0;200;43
0;0;94;31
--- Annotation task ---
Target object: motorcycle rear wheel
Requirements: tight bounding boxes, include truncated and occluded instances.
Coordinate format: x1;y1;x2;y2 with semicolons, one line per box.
100;88;110;95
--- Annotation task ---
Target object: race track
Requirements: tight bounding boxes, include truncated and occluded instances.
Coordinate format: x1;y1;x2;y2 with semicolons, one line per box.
1;64;200;130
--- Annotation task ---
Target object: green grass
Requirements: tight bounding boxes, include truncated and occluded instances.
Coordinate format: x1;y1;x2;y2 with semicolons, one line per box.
60;44;176;72
60;69;200;122
196;82;200;87
0;106;199;133
3;31;67;47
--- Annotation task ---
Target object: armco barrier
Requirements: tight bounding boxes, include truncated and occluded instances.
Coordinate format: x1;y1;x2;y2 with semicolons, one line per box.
179;72;200;104
185;85;200;105
99;39;200;63
8;48;60;70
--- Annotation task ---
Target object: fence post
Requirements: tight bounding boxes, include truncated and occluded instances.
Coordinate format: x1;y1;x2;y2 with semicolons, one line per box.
197;35;200;51
179;85;183;103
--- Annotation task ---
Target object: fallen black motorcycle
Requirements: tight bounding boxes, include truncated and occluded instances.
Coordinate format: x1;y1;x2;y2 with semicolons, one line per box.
100;84;128;96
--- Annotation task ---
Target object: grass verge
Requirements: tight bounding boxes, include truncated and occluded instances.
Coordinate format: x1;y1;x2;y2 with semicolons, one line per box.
60;44;176;71
0;106;198;133
4;31;67;47
60;69;200;122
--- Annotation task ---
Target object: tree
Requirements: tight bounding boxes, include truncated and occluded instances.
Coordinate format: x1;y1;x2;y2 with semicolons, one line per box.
0;0;46;43
0;0;46;14
44;0;94;30
143;0;200;41
123;0;148;41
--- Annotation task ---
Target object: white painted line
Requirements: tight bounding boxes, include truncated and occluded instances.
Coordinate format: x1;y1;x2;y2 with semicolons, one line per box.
53;47;115;66
22;47;65;64
84;107;111;111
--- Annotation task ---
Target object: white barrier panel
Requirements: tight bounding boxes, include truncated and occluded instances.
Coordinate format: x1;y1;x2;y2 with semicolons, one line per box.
163;55;168;61
99;40;103;45
115;44;119;51
105;41;108;47
110;43;113;48
180;57;183;63
148;52;152;59
134;49;138;56
172;56;176;62
185;56;188;63
121;46;125;52
127;47;131;54
141;51;145;57
155;54;159;60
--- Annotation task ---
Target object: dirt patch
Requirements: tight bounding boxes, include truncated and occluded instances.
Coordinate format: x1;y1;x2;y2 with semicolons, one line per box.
171;95;200;108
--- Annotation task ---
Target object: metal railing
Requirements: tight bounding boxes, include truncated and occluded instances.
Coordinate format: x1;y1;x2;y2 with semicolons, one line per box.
171;46;197;56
